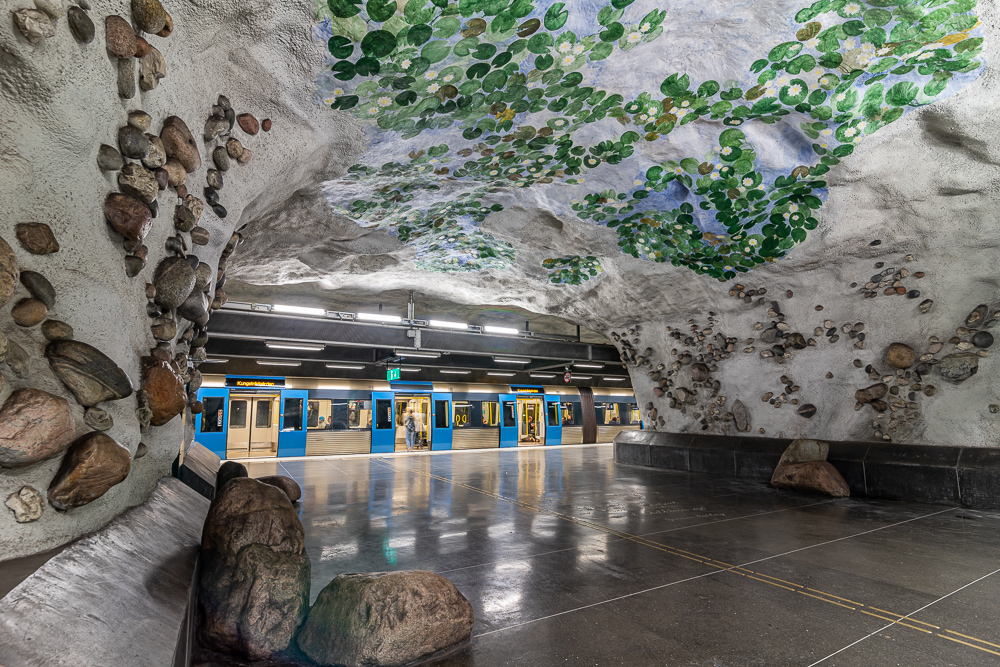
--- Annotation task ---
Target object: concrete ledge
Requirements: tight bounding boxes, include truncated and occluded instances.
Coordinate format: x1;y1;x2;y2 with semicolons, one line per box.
0;476;210;667
173;441;221;501
614;431;998;509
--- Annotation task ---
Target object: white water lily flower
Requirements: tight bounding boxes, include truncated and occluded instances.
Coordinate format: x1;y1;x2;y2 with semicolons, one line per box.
558;42;573;53
427;83;439;93
377;96;392;106
573;43;585;54
640;22;651;32
561;55;575;66
424;70;438;80
627;31;642;44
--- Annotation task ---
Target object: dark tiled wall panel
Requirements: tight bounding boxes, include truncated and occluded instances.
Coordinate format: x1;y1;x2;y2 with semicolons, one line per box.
614;431;999;509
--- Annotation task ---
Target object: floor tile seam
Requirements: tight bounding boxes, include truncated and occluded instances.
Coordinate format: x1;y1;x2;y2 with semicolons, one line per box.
632;499;840;538
376;454;1000;654
805;565;1000;666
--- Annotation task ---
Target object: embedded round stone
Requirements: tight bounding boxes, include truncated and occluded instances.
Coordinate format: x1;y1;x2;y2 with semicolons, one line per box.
939;353;979;384
0;237;16;308
118;163;159;203
15;222;59;254
142;134;166;169
46;339;134;407
105;15;136;58
67;6;95;43
153;256;196;310
0;388;76;468
134;35;151;57
190;227;210;245
118;125;150;159
104;193;152;242
160;117;201;172
973;331;994;349
48;432;131;510
156;10;172;36
177;287;209;322
162;159;187;187
84;407;114;431
13;8;55;44
225;138;243;160
212;146;230;171
262;118;272;132
885;343;916;369
20;271;55;308
131;0;166;34
41;319;74;341
97;144;124;170
237;113;259;135
12;298;47;327
140;355;186;426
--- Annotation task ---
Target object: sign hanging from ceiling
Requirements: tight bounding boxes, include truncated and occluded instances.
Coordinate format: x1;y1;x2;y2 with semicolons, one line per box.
563;371;572;383
226;376;286;388
386;367;401;381
510;386;543;394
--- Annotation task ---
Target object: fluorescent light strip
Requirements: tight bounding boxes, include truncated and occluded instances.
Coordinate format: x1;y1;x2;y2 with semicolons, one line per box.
266;342;325;351
487;371;516;377
394;349;441;358
272;304;326;316
494;356;530;364
201;358;228;364
440;370;471;375
574;363;604;369
357;312;402;323
429;319;469;330
325;364;365;370
571;375;592;380
530;373;556;378
484;325;519;335
256;360;302;367
400;367;421;372
603;377;626;381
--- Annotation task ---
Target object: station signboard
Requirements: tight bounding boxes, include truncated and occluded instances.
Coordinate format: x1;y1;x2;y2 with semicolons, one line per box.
386;367;401;381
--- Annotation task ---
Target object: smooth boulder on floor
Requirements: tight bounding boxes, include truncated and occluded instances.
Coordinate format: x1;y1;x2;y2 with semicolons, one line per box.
771;461;849;498
297;570;474;667
216;460;248;491
257;475;301;502
198;478;310;660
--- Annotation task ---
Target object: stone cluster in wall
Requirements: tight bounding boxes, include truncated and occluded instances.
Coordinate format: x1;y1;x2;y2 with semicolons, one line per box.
3;0;268;528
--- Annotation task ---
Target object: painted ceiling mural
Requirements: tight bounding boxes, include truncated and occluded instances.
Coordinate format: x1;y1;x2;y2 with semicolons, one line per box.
312;0;983;284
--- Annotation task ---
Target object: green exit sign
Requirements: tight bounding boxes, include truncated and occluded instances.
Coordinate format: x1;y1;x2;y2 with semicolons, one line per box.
386;367;400;381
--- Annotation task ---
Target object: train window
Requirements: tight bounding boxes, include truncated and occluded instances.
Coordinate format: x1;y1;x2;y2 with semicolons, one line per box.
627;404;641;425
560;402;578;426
547;401;559;426
482;402;498;426
502;401;516;427
348;400;372;428
201;397;224;432
229;400;247;428
375;400;392;429
603;403;621;425
434;400;449;428
283;398;303;431
255;400;272;428
454;402;472;428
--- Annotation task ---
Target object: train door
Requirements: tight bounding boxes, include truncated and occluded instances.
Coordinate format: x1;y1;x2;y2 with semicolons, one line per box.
277;389;307;457
516;396;544;445
431;392;453;451
226;394;279;458
498;393;517;447
394;394;431;451
196;387;228;459
544;395;562;446
371;392;395;454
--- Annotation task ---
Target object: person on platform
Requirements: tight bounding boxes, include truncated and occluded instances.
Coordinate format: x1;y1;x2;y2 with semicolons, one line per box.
405;408;416;451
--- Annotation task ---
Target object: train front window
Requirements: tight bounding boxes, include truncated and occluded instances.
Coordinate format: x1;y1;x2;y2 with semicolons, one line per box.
201;397;224;432
502;401;516;427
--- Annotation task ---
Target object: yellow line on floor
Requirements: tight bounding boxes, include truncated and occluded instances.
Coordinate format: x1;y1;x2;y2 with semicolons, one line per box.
372;456;999;658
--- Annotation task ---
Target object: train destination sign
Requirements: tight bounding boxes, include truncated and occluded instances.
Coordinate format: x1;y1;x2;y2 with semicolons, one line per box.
510;386;543;394
225;376;286;388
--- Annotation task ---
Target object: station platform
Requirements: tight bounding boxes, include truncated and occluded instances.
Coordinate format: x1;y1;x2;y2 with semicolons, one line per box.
238;443;1000;666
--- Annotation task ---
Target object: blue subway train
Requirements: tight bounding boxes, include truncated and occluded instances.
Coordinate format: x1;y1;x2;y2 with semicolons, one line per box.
195;375;639;460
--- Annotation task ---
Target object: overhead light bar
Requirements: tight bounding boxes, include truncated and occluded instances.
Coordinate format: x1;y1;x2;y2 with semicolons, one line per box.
530;373;556;378
484;325;519;335
493;356;530;364
325;364;365;370
399;366;421;372
610;391;635;396
201;358;228;364
574;363;604;369
272;304;326;316
571;375;592;380
487;371;516;377
256;360;302;367
266;341;325;351
357;312;402;323
429;319;469;330
440;370;471;375
394;349;441;358
603;376;626;381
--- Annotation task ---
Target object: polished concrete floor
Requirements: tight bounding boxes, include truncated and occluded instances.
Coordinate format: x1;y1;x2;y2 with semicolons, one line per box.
244;444;1000;666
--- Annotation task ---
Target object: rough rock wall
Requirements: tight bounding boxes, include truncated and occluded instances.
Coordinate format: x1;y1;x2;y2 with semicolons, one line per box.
0;0;360;559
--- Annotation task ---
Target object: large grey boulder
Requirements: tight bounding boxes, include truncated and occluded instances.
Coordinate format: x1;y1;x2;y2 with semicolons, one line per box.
297;570;473;667
771;438;848;497
197;478;310;660
777;439;829;467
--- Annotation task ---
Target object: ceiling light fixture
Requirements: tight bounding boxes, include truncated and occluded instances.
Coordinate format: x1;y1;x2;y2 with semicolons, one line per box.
483;325;519;335
571;374;592;380
265;342;325;351
440;370;471;375
493;356;530;364
357;312;402;323
394;349;441;358
256;360;302;367
399;367;421;372
487;371;516;377
574;362;604;369
325;364;365;370
529;373;556;378
201;358;228;364
428;319;469;330
603;376;626;381
272;304;326;316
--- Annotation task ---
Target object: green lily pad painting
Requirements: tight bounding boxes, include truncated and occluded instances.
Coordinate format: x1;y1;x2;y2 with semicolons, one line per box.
313;0;984;284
